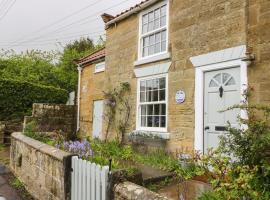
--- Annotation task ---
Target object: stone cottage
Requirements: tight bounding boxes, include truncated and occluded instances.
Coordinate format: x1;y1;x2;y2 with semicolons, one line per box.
76;0;270;153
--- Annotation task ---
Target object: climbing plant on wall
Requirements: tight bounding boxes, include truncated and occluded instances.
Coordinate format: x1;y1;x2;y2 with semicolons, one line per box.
103;82;132;144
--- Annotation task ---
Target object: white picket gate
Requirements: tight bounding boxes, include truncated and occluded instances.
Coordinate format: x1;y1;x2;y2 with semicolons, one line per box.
71;156;110;200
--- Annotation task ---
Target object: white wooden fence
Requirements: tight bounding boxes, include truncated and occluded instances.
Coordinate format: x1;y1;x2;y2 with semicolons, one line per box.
71;156;110;200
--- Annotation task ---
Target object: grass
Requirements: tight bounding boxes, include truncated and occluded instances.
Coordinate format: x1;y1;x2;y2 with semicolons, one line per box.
144;177;174;192
10;178;24;190
9;177;34;200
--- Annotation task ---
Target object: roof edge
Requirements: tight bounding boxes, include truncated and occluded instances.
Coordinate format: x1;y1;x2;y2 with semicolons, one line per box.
105;0;160;28
77;47;105;66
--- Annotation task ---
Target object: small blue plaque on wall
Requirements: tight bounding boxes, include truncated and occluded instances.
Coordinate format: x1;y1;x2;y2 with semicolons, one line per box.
175;90;185;104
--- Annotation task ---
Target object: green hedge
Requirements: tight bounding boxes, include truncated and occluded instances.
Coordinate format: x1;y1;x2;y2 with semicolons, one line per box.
0;79;69;120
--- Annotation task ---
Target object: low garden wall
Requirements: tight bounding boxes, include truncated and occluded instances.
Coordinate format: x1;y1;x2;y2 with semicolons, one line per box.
114;181;171;200
10;132;73;200
24;103;76;139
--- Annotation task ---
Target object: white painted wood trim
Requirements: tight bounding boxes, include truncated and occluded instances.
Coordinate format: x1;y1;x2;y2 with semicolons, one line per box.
136;0;169;62
190;45;247;67
190;45;249;153
77;66;82;131
134;61;171;78
134;52;171;66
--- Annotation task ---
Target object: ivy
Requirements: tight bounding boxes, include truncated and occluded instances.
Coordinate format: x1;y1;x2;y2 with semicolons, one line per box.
0;78;68;120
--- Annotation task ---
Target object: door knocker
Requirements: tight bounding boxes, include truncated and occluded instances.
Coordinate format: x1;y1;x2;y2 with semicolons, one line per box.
219;86;224;98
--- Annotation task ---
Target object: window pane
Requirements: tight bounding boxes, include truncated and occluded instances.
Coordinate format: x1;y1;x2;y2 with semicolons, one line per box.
146;90;152;102
161;104;166;115
154;9;160;19
152;79;159;90
143;47;148;57
155;42;161;53
154;104;160;115
142;24;148;34
153;90;159;101
142;14;148;24
156;32;161;42
159;78;166;89
149;45;155;55
148;21;154;32
154;19;160;29
160;116;166;127
161;5;167;16
140;80;146;91
141;116;146;127
147;116;153;127
149;35;155;45
153;116;160;127
159;89;165;101
146;80;152;90
160;15;166;27
143;37;149;47
147;105;153;115
140;92;146;102
149;11;154;21
141;105;147;115
161;30;166;41
161;41;166;52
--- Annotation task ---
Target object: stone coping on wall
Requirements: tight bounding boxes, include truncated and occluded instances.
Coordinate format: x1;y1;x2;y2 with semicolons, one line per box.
11;132;72;161
114;181;172;200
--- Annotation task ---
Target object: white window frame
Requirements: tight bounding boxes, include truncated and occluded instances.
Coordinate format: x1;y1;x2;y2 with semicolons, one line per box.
94;61;105;73
136;73;168;132
137;0;169;61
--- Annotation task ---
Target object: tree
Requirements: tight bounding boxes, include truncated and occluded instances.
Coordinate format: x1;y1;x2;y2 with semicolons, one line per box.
54;37;105;92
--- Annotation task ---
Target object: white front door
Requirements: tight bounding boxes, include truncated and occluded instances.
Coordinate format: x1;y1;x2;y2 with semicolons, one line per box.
204;67;241;153
92;100;104;139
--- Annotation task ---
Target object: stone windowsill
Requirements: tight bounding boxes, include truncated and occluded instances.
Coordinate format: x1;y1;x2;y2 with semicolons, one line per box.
134;52;171;66
130;130;170;140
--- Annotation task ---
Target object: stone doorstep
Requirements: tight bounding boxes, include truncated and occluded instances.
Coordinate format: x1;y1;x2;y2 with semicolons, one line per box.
136;164;174;184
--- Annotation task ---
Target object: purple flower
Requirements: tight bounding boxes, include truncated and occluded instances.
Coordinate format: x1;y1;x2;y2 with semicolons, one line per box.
63;140;93;159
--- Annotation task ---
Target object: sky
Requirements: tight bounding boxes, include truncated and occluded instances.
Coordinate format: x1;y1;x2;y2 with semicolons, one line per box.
0;0;142;53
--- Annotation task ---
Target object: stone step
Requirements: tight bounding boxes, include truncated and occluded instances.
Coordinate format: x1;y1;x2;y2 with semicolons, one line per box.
136;164;174;184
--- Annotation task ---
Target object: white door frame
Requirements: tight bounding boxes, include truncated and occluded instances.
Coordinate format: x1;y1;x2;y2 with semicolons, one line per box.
190;45;250;153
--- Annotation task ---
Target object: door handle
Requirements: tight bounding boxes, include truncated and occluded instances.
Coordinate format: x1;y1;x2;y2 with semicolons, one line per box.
204;126;210;130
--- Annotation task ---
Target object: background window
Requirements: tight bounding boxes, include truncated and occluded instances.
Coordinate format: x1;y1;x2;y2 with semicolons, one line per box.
95;62;105;73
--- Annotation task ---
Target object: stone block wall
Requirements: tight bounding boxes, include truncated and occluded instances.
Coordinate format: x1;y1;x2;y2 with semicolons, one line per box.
114;181;171;200
10;132;73;200
24;103;76;139
247;0;270;105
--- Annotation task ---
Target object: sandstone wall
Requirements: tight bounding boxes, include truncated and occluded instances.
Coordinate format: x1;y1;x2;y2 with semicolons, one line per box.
247;0;270;105
10;132;73;200
24;103;76;139
79;62;105;137
105;0;247;152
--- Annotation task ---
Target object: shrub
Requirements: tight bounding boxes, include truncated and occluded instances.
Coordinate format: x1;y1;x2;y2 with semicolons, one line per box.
0;78;68;120
198;102;270;199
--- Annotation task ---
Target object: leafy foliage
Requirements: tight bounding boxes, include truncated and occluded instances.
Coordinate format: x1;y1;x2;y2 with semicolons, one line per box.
0;37;105;120
0;37;105;93
198;101;270;199
0;79;68;120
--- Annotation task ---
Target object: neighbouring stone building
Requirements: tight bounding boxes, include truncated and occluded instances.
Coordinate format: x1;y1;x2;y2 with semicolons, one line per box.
77;0;270;153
